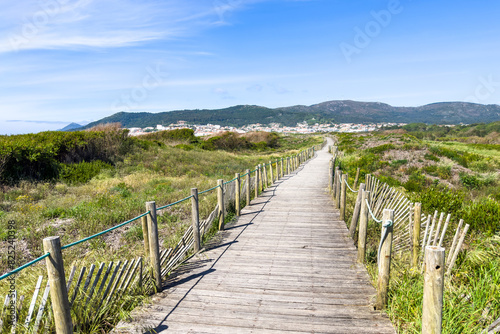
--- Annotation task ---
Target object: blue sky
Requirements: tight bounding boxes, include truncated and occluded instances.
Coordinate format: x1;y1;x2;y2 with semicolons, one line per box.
1;0;500;134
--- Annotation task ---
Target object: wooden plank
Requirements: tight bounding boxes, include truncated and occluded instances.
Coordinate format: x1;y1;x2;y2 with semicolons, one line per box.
32;281;50;333
86;262;105;306
24;275;43;327
112;140;395;334
70;266;86;307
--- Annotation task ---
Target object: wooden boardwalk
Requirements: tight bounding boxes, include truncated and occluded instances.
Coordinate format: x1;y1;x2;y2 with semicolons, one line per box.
113;142;396;334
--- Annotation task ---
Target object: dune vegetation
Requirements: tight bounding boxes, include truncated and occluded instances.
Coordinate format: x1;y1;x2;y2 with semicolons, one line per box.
335;126;500;333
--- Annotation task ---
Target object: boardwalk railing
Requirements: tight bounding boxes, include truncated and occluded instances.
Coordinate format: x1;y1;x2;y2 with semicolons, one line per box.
328;143;472;332
0;142;324;333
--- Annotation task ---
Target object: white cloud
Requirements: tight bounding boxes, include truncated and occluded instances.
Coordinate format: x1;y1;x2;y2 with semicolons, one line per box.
0;0;231;53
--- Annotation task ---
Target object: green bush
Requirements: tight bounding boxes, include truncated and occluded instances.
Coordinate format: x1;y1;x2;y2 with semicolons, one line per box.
0;129;132;184
366;143;395;154
141;128;198;143
410;186;466;214
390;159;408;168
60;161;113;185
459;197;500;235
459;172;482;189
404;170;427;192
423;165;437;174
429;145;481;168
424;153;440;162
437;165;452;179
42;207;67;219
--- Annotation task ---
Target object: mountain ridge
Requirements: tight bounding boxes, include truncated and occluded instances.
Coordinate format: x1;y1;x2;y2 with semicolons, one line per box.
80;100;500;130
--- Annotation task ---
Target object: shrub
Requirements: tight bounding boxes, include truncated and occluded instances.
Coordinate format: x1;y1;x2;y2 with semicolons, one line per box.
437;165;452;179
141;128;198;143
410;186;466;214
201;132;279;151
404;170;427;192
459;172;482;189
0;129;132;184
429;145;481;168
424;153;440;162
390;159;408;168
366;143;395;154
459;197;500;235
60;161;113;185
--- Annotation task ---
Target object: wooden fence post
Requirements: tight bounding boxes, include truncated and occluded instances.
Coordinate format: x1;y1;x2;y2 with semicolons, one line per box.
335;171;342;209
146;201;162;292
191;188;201;252
376;209;394;310
412;203;422;268
43;237;73;334
269;161;274;184
217;179;225;231
276;159;280;179
263;163;268;189
353;167;361;189
254;167;259;198
141;215;149;257
329;159;334;192
235;173;241;216
349;183;366;238
340;173;348;221
246;169;251;205
357;190;370;263
287;157;290;174
281;158;284;176
333;166;339;199
422;246;445;334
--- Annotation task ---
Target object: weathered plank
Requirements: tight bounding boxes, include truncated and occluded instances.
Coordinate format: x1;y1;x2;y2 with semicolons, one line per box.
113;139;395;334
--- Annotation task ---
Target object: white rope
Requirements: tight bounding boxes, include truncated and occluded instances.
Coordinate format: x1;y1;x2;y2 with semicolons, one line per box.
365;199;382;223
343;178;358;193
365;198;393;260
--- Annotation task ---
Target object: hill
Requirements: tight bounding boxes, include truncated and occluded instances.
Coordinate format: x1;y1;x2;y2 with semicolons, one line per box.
82;100;500;129
59;122;83;131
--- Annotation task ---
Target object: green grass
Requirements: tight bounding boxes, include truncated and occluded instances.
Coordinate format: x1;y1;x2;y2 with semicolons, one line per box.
0;132;323;333
335;129;500;333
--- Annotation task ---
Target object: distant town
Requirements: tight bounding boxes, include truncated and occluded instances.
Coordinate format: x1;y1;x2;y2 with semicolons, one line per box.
128;121;406;137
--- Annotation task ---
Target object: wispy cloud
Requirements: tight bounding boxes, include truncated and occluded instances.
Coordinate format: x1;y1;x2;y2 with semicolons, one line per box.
0;0;229;53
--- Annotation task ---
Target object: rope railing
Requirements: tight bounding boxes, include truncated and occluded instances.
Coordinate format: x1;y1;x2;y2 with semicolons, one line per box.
61;211;150;250
223;177;238;185
157;195;193;211
365;199;383;224
0;142;321;332
0;252;50;281
344;178;358;193
199;184;221;195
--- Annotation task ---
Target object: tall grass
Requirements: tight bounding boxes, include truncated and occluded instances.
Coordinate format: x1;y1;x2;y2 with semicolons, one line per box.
335;130;500;333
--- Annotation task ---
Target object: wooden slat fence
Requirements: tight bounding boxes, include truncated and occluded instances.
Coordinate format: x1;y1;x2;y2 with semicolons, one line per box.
330;145;470;274
328;141;485;332
0;142;323;333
